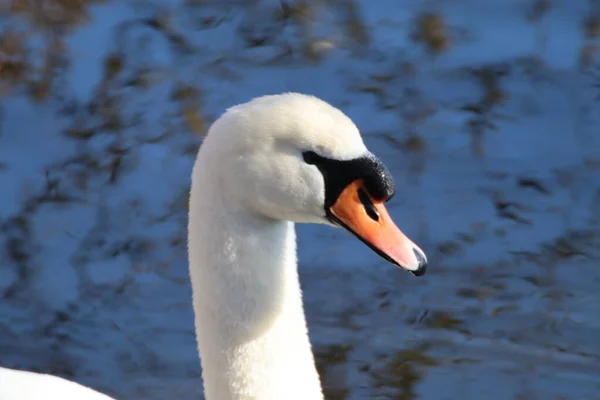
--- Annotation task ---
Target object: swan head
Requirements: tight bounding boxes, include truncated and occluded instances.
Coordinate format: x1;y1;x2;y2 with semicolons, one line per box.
201;93;427;276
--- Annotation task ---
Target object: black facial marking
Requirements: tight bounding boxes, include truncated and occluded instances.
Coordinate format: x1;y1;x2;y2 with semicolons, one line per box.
302;150;395;210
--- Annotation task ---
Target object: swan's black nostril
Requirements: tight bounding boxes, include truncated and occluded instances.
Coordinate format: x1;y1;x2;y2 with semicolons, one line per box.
357;188;379;222
411;248;428;277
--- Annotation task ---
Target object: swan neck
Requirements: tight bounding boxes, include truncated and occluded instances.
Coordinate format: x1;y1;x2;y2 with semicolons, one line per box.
188;183;323;400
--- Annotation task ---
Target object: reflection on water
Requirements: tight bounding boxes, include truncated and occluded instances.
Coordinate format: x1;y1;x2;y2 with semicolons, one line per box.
304;228;600;399
1;1;600;399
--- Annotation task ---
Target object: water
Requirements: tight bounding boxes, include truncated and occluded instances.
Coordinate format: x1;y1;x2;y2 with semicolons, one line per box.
1;0;600;398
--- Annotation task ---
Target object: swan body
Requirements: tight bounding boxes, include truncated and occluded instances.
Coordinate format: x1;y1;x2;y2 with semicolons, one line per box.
0;93;427;400
188;93;426;400
0;367;114;399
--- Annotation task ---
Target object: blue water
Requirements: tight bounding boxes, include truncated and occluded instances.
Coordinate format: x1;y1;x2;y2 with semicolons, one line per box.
1;1;600;398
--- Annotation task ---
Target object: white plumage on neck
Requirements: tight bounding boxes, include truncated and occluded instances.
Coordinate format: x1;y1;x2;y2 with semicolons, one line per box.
188;191;323;400
0;93;427;400
187;109;325;399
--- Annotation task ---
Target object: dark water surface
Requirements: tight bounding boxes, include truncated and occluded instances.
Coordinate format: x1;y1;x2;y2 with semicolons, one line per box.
1;1;600;398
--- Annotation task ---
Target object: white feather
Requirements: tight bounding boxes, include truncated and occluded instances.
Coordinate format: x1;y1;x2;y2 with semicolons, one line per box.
189;93;368;400
0;93;371;400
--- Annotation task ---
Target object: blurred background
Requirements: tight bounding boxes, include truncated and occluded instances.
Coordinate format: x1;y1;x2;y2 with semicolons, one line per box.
1;0;600;399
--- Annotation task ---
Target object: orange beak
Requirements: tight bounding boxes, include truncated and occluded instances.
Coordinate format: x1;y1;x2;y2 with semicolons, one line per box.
328;179;427;276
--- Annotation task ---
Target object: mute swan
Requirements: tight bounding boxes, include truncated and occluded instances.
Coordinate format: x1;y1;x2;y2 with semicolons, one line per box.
0;93;427;400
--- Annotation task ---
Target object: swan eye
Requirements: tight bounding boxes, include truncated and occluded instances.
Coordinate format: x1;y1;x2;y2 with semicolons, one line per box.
302;151;319;165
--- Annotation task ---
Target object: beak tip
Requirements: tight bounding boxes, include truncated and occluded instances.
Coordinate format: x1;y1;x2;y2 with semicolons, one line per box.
410;248;428;277
410;262;427;276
